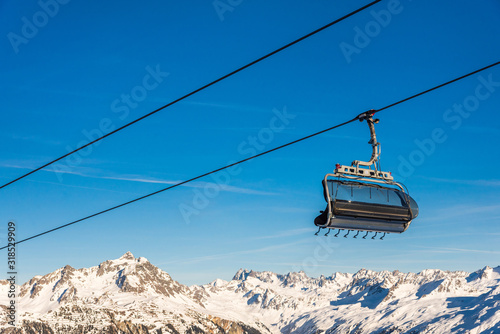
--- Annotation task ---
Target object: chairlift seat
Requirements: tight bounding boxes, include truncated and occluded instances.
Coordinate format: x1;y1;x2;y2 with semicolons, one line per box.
334;199;412;221
316;179;419;234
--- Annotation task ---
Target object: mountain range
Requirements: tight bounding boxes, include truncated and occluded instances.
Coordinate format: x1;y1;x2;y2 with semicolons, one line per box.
0;252;499;333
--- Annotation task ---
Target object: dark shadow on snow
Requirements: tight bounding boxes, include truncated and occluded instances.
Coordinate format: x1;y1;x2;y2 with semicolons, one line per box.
330;285;389;310
416;279;444;298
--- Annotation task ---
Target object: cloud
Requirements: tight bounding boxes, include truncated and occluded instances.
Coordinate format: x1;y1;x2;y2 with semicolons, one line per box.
100;174;180;185
383;231;500;242
25;179;141;195
199;182;278;196
420;203;500;223
100;175;277;195
0;158;104;174
419;176;500;187
0;159;53;171
158;240;309;265
19;164;277;196
252;228;317;240
415;246;500;255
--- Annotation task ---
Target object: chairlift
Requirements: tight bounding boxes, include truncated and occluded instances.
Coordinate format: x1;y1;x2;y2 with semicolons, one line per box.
314;111;419;237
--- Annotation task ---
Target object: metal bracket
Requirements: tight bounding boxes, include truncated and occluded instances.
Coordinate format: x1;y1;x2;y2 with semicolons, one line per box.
352;110;381;169
333;164;393;181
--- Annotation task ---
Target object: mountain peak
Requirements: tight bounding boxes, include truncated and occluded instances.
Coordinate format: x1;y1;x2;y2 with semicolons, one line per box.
109;252;148;265
119;251;135;260
233;268;250;281
3;255;500;334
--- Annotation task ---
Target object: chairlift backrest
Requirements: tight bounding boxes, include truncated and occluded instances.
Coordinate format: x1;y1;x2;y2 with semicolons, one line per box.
327;180;419;221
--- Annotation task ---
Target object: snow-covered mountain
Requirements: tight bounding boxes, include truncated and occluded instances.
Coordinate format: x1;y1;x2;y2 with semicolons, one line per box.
1;252;499;333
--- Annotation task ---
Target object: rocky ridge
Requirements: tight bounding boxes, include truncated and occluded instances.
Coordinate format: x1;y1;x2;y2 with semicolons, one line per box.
0;252;499;333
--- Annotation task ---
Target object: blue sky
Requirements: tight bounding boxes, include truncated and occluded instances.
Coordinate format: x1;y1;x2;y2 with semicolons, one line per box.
1;0;500;286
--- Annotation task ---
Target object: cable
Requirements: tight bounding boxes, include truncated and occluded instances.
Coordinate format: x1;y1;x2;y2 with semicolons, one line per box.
1;117;359;250
0;0;382;191
374;61;500;113
1;59;499;250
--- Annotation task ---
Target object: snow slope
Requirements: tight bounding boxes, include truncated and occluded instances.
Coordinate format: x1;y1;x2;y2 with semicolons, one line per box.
0;252;499;333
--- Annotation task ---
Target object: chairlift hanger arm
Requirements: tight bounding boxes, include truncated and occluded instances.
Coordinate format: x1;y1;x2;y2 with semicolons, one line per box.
352;110;380;168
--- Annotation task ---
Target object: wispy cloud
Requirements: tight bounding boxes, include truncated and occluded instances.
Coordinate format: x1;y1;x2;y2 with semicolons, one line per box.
25;179;141;195
0;163;32;172
8;164;277;196
199;182;278;196
421;203;500;223
0;158;103;173
99;174;277;195
383;231;500;242
415;246;500;255
158;240;309;265
0;159;52;171
419;176;500;187
100;174;180;185
252;228;317;240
